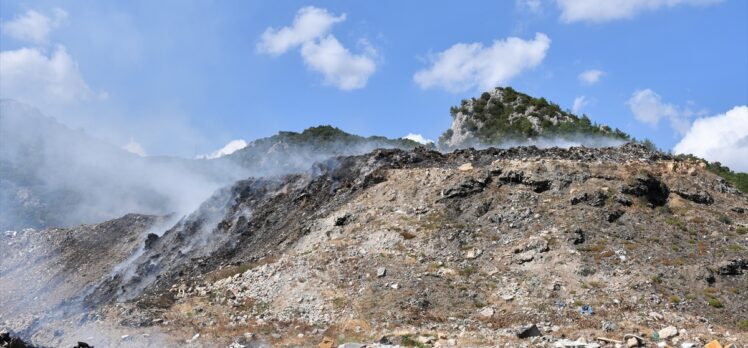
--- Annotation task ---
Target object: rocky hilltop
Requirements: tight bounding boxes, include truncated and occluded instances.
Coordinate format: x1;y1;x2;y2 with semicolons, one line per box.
440;87;630;149
2;143;746;347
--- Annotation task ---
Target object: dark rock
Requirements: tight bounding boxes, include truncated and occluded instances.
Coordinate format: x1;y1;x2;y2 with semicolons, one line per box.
498;170;524;184
673;188;714;205
717;259;748;276
605;209;625;222
378;336;394;345
144;233;159;250
731;207;744;214
517;324;542;339
441;177;489;199
0;331;37;348
614;195;633;206
73;343;93;348
570;192;588;205
334;214;352;226
590;191;608;207
620;173;669;206
570;191;607;207
567;229;586;245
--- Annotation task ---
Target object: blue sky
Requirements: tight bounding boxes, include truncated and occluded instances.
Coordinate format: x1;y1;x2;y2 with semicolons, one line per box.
1;0;747;169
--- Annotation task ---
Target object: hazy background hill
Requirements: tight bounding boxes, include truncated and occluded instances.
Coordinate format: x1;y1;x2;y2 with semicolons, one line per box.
0;100;423;230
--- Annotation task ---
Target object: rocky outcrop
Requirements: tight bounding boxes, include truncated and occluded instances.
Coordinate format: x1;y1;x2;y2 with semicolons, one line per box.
439;87;629;149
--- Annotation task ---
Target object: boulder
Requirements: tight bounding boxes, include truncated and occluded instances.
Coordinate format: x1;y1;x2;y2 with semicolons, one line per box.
658;326;678;340
517;324;542;339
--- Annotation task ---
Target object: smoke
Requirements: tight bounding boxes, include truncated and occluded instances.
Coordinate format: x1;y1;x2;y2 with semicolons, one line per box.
0;99;247;230
487;134;628;149
439;134;628;151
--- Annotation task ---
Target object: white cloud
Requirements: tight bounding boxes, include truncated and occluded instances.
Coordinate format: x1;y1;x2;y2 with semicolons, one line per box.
626;89;693;135
572;96;588;113
517;0;543;13
196;139;248;159
578;69;604;85
674;106;748;172
300;36;377;90
122;138;147;156
257;6;345;56
413;33;550;93
402;133;434;145
257;6;377;91
556;0;721;23
0;46;97;105
1;8;67;44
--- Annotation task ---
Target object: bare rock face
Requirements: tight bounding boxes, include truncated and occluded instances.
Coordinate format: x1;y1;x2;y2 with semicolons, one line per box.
3;143;747;347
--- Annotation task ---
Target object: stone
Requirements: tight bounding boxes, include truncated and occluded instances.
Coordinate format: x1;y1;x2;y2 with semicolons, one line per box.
465;248;482;259
704;340;722;348
144;233;159;249
319;337;335;348
658;326;678;340
517;324;542;339
680;343;696;348
458;163;473;171
478;307;494;318
390;283;399;289
602;321;619;332
648;312;664;321
377;267;387;277
624;335;644;348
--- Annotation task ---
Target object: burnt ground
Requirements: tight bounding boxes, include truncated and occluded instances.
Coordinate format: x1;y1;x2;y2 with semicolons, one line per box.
1;143;747;347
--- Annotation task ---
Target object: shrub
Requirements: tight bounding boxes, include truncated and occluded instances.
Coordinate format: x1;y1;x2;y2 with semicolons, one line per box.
708;298;724;308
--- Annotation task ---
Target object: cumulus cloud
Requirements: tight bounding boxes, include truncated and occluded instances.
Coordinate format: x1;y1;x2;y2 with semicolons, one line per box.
627;89;695;135
122;138;147;156
578;69;604;85
0;46;97;105
1;8;67;44
572;96;588;113
257;6;345;55
413;33;550;93
196;139;248;159
402;133;434;145
300;36;377;90
674;106;748;172
556;0;721;23
257;6;377;91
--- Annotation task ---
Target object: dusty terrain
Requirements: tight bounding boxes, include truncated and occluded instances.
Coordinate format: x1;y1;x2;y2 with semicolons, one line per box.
2;144;746;347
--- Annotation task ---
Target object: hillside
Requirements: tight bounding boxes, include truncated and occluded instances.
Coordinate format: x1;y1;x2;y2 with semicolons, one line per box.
2;143;746;347
439;87;630;149
217;125;425;177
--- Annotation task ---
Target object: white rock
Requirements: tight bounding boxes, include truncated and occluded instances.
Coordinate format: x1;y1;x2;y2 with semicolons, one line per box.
377;267;387;277
478;307;494;317
659;326;678;340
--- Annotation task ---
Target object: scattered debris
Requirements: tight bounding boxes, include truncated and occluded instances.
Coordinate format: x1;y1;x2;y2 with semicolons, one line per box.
579;305;594;315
